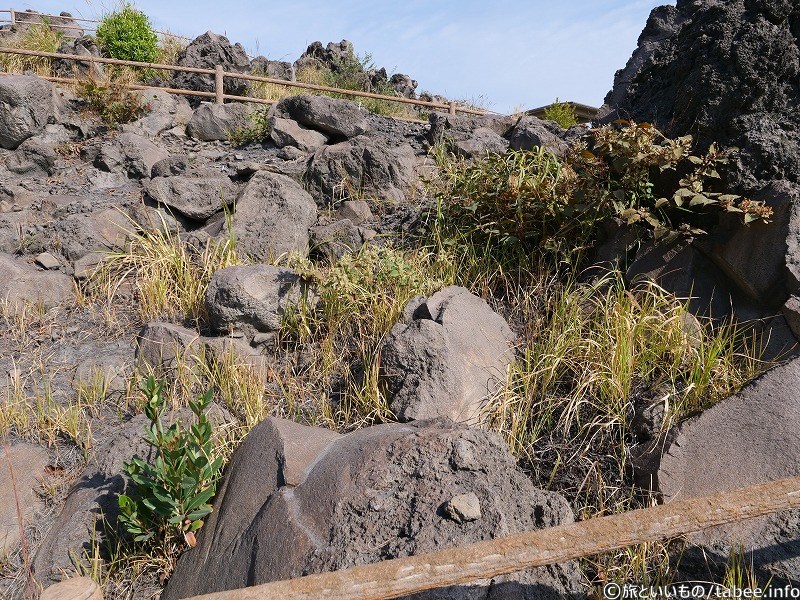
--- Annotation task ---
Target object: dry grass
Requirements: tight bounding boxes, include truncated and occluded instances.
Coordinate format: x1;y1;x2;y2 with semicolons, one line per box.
85;215;244;325
0;23;62;76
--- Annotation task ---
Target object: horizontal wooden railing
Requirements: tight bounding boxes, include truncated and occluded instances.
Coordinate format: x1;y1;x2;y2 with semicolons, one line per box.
42;475;800;600
0;7;191;40
0;46;487;116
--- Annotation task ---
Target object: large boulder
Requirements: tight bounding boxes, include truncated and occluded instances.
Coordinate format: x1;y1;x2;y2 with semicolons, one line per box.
428;112;516;149
53;207;130;261
293;40;355;74
0;75;58;149
250;56;294;81
656;358;800;584
0;253;74;310
508;116;568;156
144;167;237;221
268;116;329;152
274;95;370;141
121;90;193;138
381;287;516;424
229;171;317;261
305;135;416;205
600;0;800;192
163;418;581;600
171;32;250;100
205;265;305;337
186;103;252;142
95;132;168;179
32;415;154;587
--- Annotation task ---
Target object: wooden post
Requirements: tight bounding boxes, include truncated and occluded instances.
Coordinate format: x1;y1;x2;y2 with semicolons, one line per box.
41;577;103;600
185;475;800;600
9;9;15;27
215;65;224;105
448;101;456;115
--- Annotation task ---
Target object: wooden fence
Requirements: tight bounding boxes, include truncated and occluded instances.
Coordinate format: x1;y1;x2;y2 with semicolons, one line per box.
41;475;800;600
0;8;191;40
0;46;487;116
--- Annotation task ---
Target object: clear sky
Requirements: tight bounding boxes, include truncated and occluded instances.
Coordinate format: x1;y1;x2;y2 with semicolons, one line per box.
12;0;675;114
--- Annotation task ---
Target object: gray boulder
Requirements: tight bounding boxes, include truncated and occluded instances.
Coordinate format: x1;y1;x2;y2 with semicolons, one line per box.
121;90;193;138
305;135;416;205
205;265;305;337
53;207;130;261
310;219;366;262
32;415;154;587
293;40;355;74
172;32;250;100
52;36;102;79
336;199;373;224
390;73;418;98
0;253;74;310
0;75;58;149
452;126;509;159
657;358;800;584
135;322;202;374
708;180;797;307
95;132;168;178
268;116;329;152
250;56;294;81
186;103;252;142
274;95;370;140
508;116;568;156
144;167;237;221
381;286;515;424
428;112;516;149
5;137;59;176
229;171;317;261
163;418;580;600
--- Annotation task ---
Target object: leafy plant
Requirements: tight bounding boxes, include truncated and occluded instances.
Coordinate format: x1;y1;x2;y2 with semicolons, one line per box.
117;377;223;554
96;4;159;64
543;98;578;129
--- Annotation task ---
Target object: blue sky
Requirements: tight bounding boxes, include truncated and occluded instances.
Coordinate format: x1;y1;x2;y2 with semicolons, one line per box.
14;0;674;114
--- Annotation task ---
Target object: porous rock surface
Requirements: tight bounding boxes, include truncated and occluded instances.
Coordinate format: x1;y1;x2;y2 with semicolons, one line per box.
162;417;581;600
601;0;800;192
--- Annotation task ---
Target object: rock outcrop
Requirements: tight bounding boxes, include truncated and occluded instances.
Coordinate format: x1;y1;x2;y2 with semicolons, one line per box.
163;418;581;600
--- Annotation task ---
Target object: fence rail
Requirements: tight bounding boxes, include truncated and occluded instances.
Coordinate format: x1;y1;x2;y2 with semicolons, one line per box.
0;46;485;116
41;475;800;600
0;8;192;40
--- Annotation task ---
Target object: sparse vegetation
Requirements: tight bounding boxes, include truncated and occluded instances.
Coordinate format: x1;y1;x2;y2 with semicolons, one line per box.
74;67;148;127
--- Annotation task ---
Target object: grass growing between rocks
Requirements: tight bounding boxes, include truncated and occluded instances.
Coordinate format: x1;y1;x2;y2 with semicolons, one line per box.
0;22;62;76
85;218;244;325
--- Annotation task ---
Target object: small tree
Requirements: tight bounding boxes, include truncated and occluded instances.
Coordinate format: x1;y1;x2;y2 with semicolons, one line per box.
96;4;159;64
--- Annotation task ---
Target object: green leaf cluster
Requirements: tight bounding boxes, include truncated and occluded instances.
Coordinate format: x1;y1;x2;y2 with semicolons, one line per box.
542;98;578;129
118;377;223;551
96;3;159;64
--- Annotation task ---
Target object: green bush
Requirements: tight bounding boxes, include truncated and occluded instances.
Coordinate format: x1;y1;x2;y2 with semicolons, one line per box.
118;377;223;555
542;98;578;129
96;4;159;64
75;68;146;127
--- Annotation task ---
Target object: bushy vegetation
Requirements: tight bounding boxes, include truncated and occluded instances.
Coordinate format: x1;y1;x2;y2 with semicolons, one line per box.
431;121;772;277
74;67;148;127
542;98;578;129
96;4;159;64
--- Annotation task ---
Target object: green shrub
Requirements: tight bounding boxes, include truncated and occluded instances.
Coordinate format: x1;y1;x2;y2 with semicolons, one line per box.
96;4;159;64
227;106;271;146
542;98;578;129
117;377;223;555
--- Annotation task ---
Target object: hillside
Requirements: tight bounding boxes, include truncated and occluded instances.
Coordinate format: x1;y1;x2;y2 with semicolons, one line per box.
2;2;800;599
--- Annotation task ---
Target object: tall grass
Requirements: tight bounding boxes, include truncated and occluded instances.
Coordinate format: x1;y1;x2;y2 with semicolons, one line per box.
0;23;62;76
